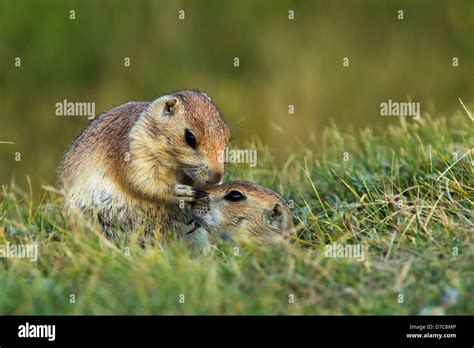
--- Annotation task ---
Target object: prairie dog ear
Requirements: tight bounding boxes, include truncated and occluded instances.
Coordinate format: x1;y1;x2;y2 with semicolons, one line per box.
149;95;181;117
268;203;286;230
164;98;178;115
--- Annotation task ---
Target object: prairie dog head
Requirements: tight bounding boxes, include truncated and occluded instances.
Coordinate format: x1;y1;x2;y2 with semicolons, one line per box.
128;90;230;196
190;181;293;244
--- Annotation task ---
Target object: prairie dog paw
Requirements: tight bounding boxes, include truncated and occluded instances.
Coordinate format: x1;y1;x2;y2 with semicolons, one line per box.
172;184;208;203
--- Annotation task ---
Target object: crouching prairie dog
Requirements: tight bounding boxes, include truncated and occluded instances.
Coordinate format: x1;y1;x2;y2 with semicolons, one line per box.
188;181;293;244
58;90;230;242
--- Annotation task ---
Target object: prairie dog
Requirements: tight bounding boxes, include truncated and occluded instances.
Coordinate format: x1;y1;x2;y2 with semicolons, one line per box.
189;181;293;244
58;90;230;241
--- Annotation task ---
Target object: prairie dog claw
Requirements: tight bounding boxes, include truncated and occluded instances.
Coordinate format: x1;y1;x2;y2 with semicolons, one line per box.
173;184;208;203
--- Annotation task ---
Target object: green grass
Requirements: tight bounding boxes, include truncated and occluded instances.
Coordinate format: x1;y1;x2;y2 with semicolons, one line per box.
0;112;472;315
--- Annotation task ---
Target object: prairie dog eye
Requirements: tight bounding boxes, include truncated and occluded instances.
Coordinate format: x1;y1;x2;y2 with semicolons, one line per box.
224;190;246;202
184;129;197;149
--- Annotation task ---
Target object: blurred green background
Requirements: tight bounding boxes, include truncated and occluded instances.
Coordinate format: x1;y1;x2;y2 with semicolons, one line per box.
0;0;472;190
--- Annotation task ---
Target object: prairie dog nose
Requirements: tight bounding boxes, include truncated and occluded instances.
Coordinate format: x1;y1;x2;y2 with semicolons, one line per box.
206;172;222;185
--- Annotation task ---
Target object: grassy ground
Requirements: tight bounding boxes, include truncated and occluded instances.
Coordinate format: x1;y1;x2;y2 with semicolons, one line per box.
0;112;472;315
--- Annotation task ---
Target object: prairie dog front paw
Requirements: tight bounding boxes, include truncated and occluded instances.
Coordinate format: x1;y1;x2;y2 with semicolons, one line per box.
172;184;208;203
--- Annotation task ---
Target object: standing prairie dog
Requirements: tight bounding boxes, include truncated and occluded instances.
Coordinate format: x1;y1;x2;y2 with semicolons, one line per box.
189;181;293;244
58;90;230;241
